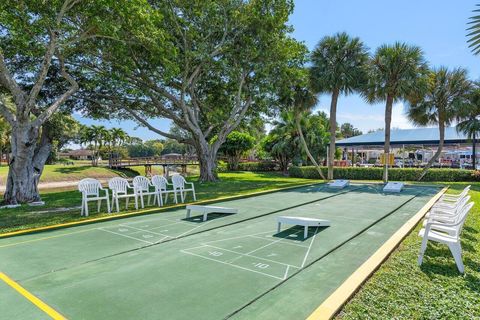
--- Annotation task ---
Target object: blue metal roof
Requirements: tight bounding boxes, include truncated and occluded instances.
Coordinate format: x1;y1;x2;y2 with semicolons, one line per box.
336;127;469;147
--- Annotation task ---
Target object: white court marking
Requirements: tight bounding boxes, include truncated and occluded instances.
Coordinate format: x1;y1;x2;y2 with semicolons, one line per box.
181;227;320;279
180;250;285;280
204;244;302;269
98;228;156;244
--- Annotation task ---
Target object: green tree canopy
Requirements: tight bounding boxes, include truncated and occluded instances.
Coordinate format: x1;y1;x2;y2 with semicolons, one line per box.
220;131;255;170
77;0;305;182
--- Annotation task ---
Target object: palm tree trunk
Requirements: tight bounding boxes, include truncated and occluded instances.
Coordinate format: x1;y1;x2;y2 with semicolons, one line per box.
383;95;394;182
473;132;476;170
328;89;339;180
295;113;326;180
418;121;445;180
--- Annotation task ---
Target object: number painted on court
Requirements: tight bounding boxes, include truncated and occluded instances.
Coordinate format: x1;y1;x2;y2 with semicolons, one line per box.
209;251;223;257
252;263;269;269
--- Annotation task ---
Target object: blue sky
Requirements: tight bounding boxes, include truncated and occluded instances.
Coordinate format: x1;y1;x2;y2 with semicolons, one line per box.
74;0;480;139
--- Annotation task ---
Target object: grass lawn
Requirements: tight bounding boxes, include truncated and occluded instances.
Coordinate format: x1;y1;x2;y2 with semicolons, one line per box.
0;163;199;186
0;171;312;234
337;182;480;319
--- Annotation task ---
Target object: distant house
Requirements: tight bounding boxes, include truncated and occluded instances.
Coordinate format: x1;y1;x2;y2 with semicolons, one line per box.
66;149;95;161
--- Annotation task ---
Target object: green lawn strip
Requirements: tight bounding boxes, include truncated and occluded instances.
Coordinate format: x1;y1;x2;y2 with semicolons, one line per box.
0;164;142;185
337;182;480;319
0;172;313;234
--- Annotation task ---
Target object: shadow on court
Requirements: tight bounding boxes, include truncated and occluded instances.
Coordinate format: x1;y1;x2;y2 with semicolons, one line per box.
273;225;329;241
182;212;237;223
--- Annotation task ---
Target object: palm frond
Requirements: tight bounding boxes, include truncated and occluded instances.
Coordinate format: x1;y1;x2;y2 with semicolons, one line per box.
467;4;480;55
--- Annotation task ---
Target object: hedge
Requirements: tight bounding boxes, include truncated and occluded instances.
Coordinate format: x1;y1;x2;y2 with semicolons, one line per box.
219;161;278;172
288;166;479;182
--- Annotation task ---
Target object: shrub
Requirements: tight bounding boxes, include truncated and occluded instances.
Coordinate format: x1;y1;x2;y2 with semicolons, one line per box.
288;166;476;182
223;161;278;172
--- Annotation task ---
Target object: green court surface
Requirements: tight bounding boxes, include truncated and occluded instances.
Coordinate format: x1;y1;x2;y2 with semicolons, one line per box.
0;183;441;320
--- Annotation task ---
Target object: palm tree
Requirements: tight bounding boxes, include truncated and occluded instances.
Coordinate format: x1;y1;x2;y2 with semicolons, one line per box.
263;111;302;174
456;85;480;169
292;85;327;180
407;67;471;179
467;4;480;55
310;32;369;180
364;42;429;182
80;125;108;166
110;128;128;148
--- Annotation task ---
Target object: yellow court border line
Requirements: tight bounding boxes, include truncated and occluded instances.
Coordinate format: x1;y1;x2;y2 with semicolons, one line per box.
306;186;448;320
0;182;320;239
0;272;66;320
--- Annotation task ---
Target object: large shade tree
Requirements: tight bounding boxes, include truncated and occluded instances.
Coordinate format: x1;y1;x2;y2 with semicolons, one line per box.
364;42;429;182
79;0;304;182
407;67;471;180
310;32;369;180
0;0;142;204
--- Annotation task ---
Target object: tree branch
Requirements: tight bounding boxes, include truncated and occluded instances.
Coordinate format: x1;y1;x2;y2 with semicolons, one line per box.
0;95;15;124
33;52;79;127
0;52;27;110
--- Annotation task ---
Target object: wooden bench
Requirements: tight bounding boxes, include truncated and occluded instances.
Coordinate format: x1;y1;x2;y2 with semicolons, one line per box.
277;216;331;238
186;205;238;222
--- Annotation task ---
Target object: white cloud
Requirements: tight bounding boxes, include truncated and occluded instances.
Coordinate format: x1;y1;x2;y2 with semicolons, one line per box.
390;102;415;129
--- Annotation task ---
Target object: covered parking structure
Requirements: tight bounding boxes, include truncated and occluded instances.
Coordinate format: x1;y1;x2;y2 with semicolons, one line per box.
335;127;475;168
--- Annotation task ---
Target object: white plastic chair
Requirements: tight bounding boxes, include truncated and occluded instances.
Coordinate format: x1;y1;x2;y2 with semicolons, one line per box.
133;176;160;209
108;177;138;212
151;175;176;205
172;174;196;204
418;201;474;273
78;178;110;217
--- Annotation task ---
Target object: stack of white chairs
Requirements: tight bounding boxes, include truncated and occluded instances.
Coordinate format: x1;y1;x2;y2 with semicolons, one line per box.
133;176;161;209
418;186;473;273
172;174;196;204
108;177;138;212
78;178;110;217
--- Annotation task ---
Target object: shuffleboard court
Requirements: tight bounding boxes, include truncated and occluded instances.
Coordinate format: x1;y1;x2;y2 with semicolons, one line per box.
0;183;441;319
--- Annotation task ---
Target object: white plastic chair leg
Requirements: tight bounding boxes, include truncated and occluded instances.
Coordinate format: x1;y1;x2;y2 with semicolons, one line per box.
114;197;119;213
134;196;138;210
84;199;89;217
97;200;101;212
418;236;429;265
448;243;464;273
106;197;110;214
139;192;145;208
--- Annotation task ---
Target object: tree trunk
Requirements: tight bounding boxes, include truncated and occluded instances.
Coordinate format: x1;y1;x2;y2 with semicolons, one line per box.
328;89;340;180
383;95;394;183
195;140;219;182
4;123;51;204
418;121;445;181
473;133;476;170
295;112;326;180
